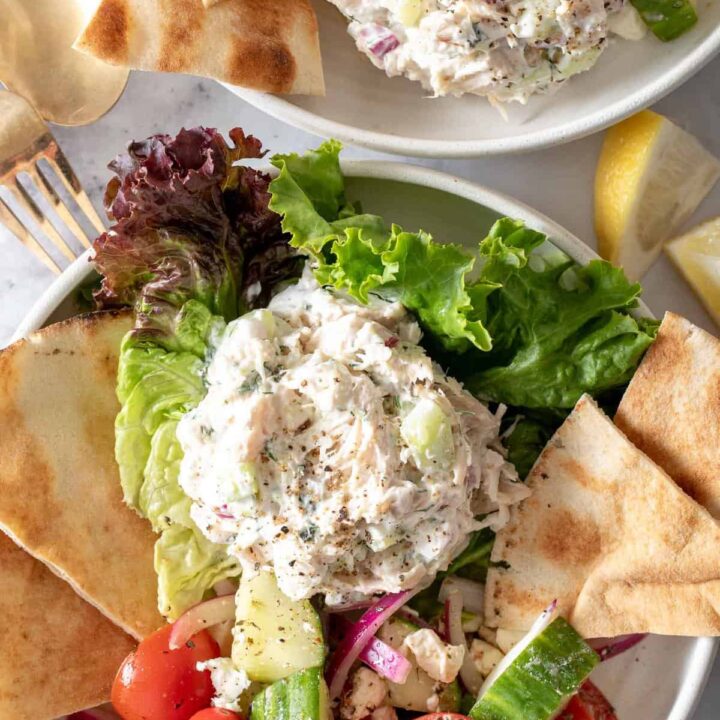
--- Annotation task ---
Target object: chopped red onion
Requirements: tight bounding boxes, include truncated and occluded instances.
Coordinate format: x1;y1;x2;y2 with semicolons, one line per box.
359;24;400;59
326;589;416;699
169;595;236;650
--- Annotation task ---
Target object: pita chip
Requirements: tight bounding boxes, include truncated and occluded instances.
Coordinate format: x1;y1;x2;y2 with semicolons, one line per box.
73;0;325;95
0;311;164;640
0;532;135;720
485;395;720;637
616;312;720;519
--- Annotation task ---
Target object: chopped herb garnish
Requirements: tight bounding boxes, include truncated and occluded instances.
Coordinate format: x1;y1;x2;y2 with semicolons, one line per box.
299;524;318;542
238;371;261;394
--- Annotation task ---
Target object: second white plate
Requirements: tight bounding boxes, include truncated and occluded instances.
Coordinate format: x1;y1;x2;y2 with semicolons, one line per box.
225;0;720;157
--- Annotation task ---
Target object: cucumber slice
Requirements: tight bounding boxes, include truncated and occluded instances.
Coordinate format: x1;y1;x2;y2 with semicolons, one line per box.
377;618;461;713
251;666;331;720
630;0;697;41
232;570;325;682
469;618;599;720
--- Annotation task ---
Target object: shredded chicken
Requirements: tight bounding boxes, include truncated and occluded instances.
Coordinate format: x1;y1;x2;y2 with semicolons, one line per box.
330;0;646;103
178;271;527;604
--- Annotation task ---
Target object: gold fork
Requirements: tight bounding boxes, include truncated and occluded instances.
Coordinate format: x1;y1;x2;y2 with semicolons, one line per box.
0;90;105;274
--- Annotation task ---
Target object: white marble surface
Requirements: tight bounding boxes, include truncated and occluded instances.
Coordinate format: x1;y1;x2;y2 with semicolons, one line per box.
1;61;719;716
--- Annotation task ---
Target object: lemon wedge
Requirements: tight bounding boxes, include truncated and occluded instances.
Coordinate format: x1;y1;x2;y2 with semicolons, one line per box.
595;110;720;280
666;217;720;326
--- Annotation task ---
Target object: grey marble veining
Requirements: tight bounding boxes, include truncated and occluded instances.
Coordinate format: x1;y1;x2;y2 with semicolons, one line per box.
1;62;719;716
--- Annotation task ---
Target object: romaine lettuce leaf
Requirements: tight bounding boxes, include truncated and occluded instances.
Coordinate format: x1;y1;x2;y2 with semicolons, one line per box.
460;219;659;409
156;523;240;620
114;302;237;618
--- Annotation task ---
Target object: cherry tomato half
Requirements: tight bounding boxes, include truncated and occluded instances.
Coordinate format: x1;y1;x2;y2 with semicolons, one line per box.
561;681;618;720
112;624;220;720
189;710;243;720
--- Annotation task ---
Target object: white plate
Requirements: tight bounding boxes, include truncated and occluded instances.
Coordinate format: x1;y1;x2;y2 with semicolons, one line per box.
15;162;717;719
225;0;720;157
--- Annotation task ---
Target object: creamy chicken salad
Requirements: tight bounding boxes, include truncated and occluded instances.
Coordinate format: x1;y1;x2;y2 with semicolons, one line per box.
91;129;660;720
327;0;696;103
178;270;526;605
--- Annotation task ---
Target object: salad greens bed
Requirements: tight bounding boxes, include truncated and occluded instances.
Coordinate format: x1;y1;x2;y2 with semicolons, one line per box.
93;128;657;621
86;127;660;720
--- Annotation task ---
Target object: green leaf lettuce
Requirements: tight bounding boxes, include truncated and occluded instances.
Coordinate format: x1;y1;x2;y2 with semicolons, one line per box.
268;141;658;482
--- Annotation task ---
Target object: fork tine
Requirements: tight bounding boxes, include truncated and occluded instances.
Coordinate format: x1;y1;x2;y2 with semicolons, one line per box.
0;191;62;274
45;144;106;236
13;176;76;263
29;162;93;249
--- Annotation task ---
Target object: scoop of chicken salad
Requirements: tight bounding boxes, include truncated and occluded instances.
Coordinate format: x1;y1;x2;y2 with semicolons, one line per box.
177;269;526;605
98;130;658;720
327;0;694;104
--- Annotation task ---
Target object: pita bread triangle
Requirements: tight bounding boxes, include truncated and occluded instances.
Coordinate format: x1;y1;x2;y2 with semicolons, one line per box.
616;312;720;519
73;0;325;96
485;395;720;637
0;532;135;720
0;310;164;640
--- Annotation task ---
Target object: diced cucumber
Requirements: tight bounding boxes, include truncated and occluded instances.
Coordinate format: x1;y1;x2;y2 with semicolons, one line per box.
401;399;454;470
398;0;425;26
630;0;697;41
251;666;331;720
469;618;599;720
233;570;325;683
377;617;460;713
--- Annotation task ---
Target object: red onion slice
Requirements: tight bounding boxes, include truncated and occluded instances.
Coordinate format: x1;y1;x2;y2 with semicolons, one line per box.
587;633;646;661
336;616;412;684
444;590;483;695
326;599;375;614
169;595;236;650
439;576;485;615
326;589;416;699
213;578;239;596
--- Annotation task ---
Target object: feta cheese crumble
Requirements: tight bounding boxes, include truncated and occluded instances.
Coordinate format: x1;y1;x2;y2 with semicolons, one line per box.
403;628;465;683
197;658;251;712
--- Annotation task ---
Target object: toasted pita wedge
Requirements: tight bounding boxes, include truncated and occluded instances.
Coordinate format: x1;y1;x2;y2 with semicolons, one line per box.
485;395;720;637
73;0;324;95
0;532;135;720
0;311;163;640
616;312;720;519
